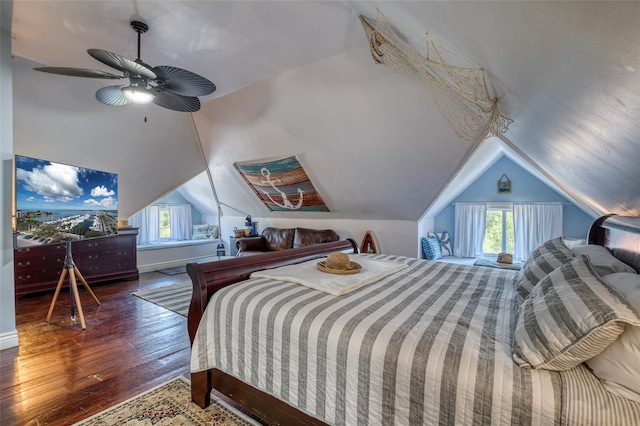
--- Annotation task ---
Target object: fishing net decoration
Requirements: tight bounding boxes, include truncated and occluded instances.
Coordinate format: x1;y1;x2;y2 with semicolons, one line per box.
360;10;512;142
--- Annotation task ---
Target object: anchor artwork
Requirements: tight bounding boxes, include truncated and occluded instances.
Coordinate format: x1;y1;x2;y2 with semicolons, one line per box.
233;156;330;212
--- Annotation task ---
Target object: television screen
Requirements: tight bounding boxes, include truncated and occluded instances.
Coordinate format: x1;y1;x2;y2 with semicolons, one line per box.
14;155;118;248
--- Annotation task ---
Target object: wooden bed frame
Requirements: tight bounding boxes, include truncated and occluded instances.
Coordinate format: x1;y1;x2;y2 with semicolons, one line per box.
186;215;640;425
186;238;358;425
588;214;640;273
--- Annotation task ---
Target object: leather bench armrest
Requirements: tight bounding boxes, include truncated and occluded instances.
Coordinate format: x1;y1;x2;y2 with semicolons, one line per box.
236;237;267;253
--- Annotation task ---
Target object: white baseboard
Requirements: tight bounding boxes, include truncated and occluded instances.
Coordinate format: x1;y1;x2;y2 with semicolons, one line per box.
137;254;216;274
0;330;19;350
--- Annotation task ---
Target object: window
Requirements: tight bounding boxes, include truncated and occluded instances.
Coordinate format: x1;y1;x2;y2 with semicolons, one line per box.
159;206;171;239
128;204;192;245
483;205;514;256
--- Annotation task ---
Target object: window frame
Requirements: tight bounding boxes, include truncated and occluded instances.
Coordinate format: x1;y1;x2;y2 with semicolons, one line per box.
483;202;514;257
158;205;171;241
154;203;192;242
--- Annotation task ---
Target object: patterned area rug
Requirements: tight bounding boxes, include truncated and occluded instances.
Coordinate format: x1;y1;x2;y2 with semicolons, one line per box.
73;376;260;425
132;282;192;317
157;266;187;275
473;257;523;271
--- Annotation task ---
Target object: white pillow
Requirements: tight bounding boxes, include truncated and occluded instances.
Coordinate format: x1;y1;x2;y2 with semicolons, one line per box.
585;272;640;402
562;237;586;249
191;224;218;239
570;244;636;277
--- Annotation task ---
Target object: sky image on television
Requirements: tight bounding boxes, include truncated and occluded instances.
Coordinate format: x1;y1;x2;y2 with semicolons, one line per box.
14;155;118;248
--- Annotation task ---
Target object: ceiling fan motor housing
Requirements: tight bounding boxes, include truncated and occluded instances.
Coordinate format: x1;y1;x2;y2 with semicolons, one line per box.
130;20;148;34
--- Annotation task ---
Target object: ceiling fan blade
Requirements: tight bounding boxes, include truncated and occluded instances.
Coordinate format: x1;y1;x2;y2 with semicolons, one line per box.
88;49;156;80
152;89;201;112
95;85;132;106
34;67;123;80
152;65;216;97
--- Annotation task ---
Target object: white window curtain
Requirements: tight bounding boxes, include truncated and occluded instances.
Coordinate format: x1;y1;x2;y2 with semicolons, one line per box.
128;205;159;245
513;202;563;261
169;205;192;240
454;203;487;257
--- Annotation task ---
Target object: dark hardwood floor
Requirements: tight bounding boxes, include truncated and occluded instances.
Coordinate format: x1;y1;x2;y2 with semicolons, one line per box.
1;270;193;425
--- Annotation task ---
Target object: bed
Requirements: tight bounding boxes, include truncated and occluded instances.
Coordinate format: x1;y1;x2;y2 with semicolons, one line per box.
186;216;640;425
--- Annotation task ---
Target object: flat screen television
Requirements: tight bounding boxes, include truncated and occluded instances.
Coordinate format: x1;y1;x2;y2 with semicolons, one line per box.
14;155;118;249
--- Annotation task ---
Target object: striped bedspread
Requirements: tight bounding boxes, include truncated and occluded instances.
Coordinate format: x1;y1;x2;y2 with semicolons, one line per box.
191;254;640;425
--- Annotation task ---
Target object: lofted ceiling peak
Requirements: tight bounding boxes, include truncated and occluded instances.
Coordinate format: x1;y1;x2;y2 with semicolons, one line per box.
10;1;640;222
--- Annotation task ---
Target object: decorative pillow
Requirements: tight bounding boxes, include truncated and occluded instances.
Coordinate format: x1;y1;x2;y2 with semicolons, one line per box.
570;244;636;277
516;236;574;305
421;236;442;260
427;231;452;256
512;256;640;371
562;237;586;249
585;272;640;402
192;224;218;239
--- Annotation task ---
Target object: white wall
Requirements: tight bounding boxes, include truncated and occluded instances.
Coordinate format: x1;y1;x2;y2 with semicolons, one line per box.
194;48;473;223
1;1;18;350
137;241;221;273
220;216;419;258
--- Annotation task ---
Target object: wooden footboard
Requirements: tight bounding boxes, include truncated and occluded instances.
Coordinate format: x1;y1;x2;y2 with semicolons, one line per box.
186;238;357;418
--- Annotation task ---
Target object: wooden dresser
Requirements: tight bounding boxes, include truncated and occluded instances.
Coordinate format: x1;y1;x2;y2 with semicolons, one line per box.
14;228;139;296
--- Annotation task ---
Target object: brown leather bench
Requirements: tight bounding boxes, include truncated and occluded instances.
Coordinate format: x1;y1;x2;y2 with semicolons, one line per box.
235;227;339;256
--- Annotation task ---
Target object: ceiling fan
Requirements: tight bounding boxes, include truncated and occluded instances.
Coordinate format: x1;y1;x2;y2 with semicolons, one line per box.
34;18;216;112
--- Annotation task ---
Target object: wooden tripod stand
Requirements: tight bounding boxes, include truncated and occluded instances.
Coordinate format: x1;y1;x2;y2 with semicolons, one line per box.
46;241;100;330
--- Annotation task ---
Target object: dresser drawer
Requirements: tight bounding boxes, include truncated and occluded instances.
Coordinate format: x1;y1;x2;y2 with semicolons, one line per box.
15;267;62;285
79;248;133;263
14;229;139;296
82;259;135;275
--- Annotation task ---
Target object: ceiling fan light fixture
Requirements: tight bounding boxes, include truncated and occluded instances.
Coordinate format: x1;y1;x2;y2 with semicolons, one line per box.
121;85;155;104
34;16;215;112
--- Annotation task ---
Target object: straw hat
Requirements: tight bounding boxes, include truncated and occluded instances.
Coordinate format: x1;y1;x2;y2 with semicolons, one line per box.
496;253;513;264
317;252;362;275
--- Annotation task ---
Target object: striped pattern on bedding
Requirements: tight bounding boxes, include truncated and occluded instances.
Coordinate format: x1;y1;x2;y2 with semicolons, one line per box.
190;254;640;425
513;255;640;371
561;364;640;424
516;237;574;305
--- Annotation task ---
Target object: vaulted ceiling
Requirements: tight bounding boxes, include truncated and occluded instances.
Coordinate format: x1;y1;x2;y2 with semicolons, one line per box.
8;1;640;221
